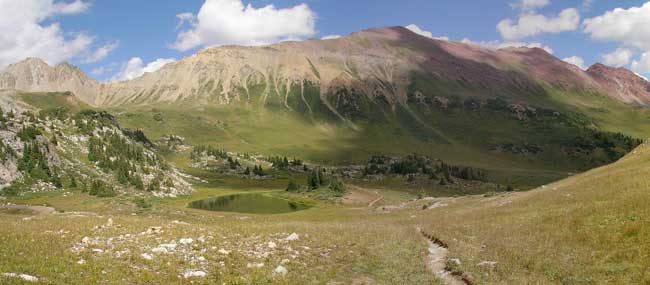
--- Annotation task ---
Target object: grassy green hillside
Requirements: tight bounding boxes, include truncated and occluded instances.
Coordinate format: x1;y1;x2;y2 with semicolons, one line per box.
18;91;91;113
108;79;649;190
420;140;650;283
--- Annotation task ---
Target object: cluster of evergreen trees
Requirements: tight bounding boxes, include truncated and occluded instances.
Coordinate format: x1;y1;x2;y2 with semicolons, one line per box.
567;130;643;162
190;145;228;161
88;131;162;190
17;125;42;141
307;168;326;190
18;140;61;187
267;156;303;170
227;156;241;169
363;153;488;184
81;179;116;197
74;110;118;135
244;165;265;176
286;167;346;197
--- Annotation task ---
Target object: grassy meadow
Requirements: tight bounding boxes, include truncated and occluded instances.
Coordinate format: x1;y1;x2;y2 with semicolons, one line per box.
421;140;650;283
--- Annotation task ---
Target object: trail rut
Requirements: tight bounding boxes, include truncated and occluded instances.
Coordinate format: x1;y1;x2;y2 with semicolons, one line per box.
417;227;470;285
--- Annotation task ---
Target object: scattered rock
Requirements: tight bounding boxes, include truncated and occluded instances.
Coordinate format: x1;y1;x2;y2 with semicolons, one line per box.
428;202;448;209
182;270;207;278
274;265;288;276
477;261;498;267
141;253;153;260
247;262;264;268
285;233;300;241
218;249;230;255
151;247;168;254
179;238;193;245
268;241;277;249
2;273;39;282
159;243;177;250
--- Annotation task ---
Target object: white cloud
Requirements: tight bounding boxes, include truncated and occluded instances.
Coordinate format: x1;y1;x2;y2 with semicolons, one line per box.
53;0;89;14
171;0;316;51
631;52;650;74
601;48;633;67
112;57;176;81
0;0;93;69
82;42;119;64
321;35;341;40
583;2;650;50
175;12;195;30
405;24;433;38
461;38;554;54
405;25;449;40
582;0;595;10
499;41;554;54
497;8;580;40
511;0;550;11
562;55;585;69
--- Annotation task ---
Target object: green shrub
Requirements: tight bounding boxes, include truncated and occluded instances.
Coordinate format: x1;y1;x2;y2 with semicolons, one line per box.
133;197;152;209
329;179;346;197
286;180;300;192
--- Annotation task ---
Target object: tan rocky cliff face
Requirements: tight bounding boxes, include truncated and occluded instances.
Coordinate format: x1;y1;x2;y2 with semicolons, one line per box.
0;58;100;104
1;27;649;108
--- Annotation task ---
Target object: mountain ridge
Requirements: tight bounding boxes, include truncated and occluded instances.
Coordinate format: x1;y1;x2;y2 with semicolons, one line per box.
0;26;649;110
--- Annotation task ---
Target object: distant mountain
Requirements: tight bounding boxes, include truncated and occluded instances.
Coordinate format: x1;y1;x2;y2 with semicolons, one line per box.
1;27;648;109
586;63;650;105
0;58;99;104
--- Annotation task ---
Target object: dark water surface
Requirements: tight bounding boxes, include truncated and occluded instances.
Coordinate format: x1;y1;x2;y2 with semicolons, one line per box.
189;193;310;214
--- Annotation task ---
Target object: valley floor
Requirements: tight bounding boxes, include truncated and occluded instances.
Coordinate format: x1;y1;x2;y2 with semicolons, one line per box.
0;185;440;284
2;142;650;284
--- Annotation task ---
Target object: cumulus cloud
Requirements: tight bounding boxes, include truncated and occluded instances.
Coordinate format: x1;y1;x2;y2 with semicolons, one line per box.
601;48;633;67
321;35;341;40
499;41;554;54
175;13;195;30
497;8;580;40
171;0;316;51
582;0;595;10
631;52;650;74
562;56;585;69
511;0;550;11
405;24;433;38
405;24;449;40
0;0;94;70
583;2;650;50
112;57;176;81
82;42;119;64
461;38;554;54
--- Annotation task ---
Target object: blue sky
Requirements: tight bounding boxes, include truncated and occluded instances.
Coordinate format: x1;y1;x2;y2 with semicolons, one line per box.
2;0;650;80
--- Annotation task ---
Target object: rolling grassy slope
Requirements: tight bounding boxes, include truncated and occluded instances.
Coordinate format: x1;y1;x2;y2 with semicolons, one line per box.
421;140;650;283
110;82;649;190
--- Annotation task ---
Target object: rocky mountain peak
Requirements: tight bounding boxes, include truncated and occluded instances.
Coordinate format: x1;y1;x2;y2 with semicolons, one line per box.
0;58;98;104
586;63;650;105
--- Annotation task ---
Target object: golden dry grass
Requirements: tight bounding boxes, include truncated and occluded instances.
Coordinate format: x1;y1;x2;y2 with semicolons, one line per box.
422;141;650;283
